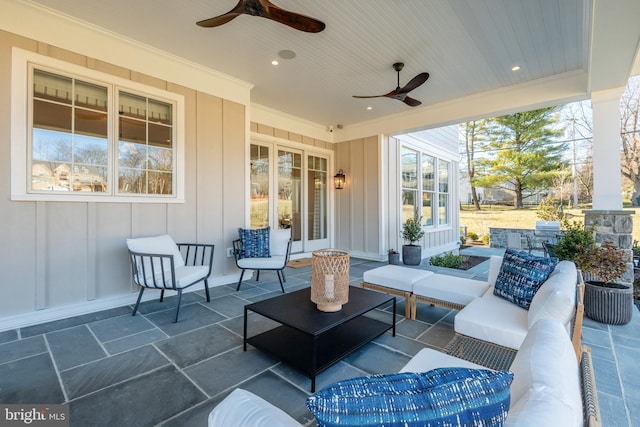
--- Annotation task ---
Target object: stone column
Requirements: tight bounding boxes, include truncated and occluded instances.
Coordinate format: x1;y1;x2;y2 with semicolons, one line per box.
583;210;634;285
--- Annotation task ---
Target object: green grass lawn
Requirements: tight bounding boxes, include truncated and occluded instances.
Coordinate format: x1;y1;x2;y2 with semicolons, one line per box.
460;205;640;244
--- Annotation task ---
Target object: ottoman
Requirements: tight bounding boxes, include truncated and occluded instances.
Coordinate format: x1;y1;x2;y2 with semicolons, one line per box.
411;274;489;319
361;265;434;318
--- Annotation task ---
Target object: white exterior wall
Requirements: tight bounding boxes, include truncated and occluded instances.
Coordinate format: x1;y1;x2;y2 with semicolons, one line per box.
0;4;462;330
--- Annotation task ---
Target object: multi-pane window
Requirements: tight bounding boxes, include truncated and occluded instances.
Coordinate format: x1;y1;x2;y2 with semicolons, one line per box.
401;148;419;224
27;63;180;200
400;147;450;227
31;69;109;192
438;160;450;225
422;155;435;226
118;92;174;195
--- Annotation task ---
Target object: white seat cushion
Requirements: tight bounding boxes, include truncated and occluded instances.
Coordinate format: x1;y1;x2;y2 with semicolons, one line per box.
454;288;528;349
135;265;209;288
237;255;287;269
126;234;185;267
399;348;486;373
362;265;434;293
413;274;489;306
208;389;301;427
270;229;291;256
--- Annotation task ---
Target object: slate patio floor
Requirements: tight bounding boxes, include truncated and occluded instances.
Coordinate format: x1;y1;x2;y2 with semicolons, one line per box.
0;250;638;426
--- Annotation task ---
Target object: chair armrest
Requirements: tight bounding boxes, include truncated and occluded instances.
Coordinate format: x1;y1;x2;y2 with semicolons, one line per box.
176;243;215;277
128;250;177;289
232;239;242;262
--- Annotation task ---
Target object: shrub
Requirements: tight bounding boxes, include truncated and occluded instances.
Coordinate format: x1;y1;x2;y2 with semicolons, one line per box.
481;234;490;244
553;219;595;266
429;252;463;269
467;231;479;241
576;240;628;284
401;217;425;245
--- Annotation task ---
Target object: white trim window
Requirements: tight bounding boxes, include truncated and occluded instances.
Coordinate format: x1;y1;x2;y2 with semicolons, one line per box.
12;48;185;202
401;146;450;227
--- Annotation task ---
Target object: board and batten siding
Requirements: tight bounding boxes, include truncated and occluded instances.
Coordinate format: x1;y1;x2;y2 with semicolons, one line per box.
335;136;381;258
0;30;247;329
334;133;460;262
388;133;461;259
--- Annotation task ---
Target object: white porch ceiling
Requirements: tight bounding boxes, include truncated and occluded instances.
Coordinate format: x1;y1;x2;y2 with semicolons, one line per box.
19;0;640;132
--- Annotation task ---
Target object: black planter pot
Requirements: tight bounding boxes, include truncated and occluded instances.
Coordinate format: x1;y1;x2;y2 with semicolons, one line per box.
584;281;633;325
402;245;422;266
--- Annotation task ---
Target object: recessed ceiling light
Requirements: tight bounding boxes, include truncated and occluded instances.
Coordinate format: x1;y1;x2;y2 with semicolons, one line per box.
512;65;521;71
366;106;373;110
278;50;296;60
271;60;279;66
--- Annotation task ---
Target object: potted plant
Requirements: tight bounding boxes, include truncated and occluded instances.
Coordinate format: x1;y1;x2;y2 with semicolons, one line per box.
401;216;425;266
576;240;633;325
388;249;400;265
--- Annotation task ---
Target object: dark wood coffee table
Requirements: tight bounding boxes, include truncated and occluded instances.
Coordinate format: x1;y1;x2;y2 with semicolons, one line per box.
244;286;396;391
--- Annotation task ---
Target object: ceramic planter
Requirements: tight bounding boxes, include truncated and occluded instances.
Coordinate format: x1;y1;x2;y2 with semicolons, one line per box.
388;252;400;265
402;245;422;266
584;280;633;325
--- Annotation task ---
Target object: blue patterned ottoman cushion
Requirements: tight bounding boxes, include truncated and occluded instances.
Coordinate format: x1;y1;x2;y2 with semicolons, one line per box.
238;227;271;258
493;249;558;310
306;368;513;427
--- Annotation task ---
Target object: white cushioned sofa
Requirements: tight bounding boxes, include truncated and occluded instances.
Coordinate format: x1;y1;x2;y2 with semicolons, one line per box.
208;319;586;426
454;256;578;349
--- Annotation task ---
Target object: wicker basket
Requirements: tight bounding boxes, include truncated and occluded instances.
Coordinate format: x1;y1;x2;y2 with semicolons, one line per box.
311;249;350;312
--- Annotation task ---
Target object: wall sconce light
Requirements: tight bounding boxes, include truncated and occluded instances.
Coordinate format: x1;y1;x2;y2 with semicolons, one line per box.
334;169;346;189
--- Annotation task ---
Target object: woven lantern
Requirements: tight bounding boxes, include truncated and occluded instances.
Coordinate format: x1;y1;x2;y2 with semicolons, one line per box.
311;249;350;312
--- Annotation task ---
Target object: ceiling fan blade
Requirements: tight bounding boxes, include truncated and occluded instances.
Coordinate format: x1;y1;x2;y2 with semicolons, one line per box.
353;87;401;99
402;96;422;107
196;13;242;28
397;72;430;95
197;0;324;32
264;2;326;33
196;0;245;28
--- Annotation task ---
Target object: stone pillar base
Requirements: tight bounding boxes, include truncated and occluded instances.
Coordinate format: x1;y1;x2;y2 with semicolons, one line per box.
582;210;634;285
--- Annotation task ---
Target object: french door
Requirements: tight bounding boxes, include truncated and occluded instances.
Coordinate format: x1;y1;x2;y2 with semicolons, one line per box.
250;142;331;253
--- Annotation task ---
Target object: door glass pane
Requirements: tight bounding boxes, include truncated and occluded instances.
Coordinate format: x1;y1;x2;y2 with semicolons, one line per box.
250;144;270;228
278;150;301;242
308;155;327;241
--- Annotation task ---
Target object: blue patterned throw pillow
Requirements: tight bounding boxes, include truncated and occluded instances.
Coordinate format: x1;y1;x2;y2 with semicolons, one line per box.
238;227;271;258
493;249;558;310
306;368;513;427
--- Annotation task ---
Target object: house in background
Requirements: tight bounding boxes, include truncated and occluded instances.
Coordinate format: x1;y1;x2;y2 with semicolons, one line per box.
1;0;639;330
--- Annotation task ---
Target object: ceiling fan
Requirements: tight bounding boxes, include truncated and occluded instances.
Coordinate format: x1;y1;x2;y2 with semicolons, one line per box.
196;0;325;33
353;63;430;107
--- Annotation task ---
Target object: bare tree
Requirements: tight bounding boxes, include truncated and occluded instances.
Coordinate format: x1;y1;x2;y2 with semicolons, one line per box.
620;76;640;205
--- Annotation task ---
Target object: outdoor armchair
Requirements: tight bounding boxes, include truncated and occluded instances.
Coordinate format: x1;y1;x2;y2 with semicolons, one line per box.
233;228;292;292
126;234;214;322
